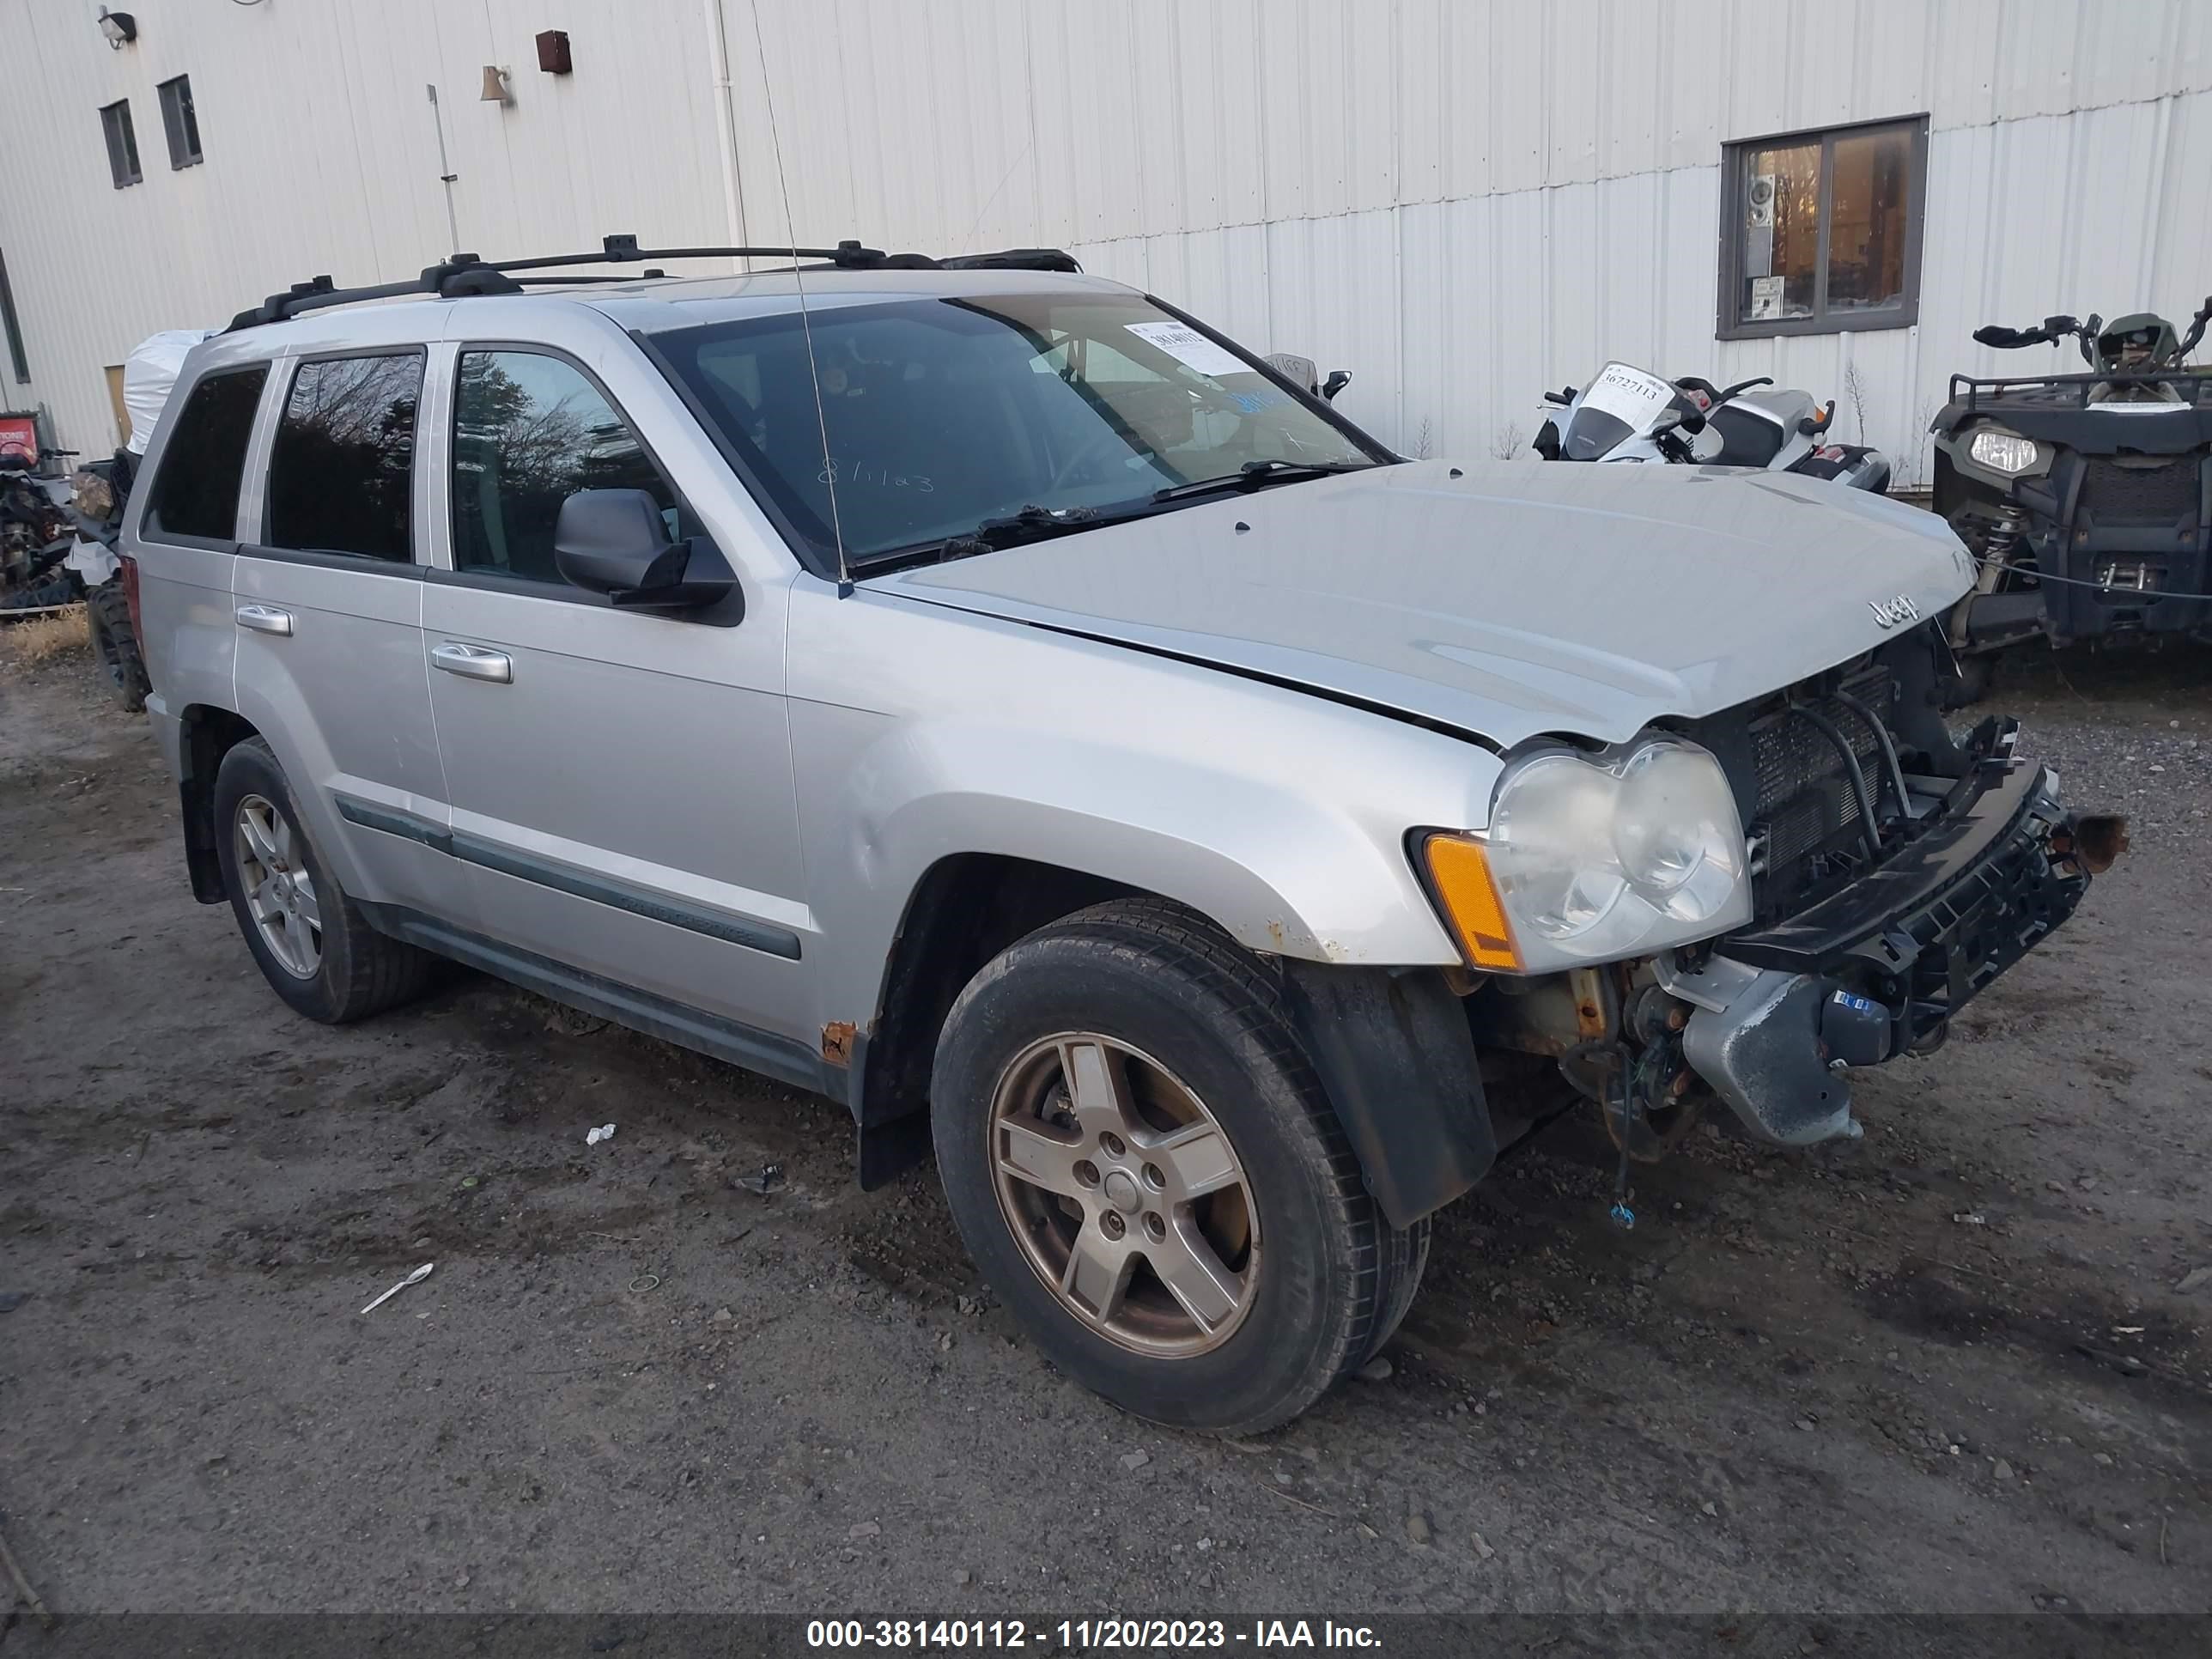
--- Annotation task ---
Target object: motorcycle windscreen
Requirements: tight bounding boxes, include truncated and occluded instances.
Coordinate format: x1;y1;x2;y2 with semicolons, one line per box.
1562;363;1678;460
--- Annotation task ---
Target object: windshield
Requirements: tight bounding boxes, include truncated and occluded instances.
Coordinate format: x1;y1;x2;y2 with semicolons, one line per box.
651;294;1382;566
1562;362;1689;462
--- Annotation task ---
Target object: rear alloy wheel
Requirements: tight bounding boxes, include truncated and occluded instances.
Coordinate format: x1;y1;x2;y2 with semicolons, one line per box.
212;738;436;1023
234;793;323;980
933;897;1411;1433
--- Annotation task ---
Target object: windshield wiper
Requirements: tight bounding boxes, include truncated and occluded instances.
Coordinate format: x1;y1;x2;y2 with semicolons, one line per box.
852;461;1378;574
854;502;1152;573
1148;458;1373;504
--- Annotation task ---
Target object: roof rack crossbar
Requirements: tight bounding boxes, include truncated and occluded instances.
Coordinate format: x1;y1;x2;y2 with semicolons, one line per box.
222;234;1079;331
480;236;885;274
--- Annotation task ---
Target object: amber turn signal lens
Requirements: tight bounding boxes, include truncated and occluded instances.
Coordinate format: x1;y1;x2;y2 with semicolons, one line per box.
1422;834;1521;970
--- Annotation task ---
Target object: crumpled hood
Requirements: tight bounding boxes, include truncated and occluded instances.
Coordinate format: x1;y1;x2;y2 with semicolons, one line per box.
867;459;1975;749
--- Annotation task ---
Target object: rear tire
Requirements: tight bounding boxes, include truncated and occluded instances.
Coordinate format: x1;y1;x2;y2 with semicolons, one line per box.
932;896;1411;1433
86;581;149;712
212;738;436;1023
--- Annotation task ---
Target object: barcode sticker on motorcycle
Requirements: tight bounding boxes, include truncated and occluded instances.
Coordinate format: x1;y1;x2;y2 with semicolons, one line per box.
1583;363;1676;431
1123;321;1251;379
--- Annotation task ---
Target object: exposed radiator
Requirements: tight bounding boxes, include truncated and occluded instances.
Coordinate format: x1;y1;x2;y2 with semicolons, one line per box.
1744;663;1896;920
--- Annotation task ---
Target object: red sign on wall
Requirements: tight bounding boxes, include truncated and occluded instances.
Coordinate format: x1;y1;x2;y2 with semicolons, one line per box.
0;413;37;470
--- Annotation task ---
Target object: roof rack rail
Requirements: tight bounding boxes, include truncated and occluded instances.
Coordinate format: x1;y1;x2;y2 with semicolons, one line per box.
223;234;1083;331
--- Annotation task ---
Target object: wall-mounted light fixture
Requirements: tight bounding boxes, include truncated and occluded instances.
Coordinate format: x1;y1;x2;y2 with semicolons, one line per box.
479;65;513;106
97;7;137;49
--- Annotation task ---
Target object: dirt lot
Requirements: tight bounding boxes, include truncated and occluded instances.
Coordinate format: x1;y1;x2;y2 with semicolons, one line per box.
2;635;2209;1623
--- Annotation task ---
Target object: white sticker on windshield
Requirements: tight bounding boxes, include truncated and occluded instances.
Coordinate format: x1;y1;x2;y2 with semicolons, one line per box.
1581;362;1675;431
1124;320;1251;379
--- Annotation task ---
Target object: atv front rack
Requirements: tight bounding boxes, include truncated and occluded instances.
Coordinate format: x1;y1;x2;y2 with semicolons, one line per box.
1948;367;2212;411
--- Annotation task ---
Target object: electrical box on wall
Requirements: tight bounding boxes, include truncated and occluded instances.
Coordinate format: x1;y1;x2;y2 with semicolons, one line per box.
536;30;572;75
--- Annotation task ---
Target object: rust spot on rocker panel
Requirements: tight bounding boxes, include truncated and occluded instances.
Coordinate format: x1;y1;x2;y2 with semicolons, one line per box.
821;1021;857;1065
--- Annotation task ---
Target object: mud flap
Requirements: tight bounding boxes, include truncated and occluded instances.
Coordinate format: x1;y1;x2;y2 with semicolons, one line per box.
1278;962;1496;1229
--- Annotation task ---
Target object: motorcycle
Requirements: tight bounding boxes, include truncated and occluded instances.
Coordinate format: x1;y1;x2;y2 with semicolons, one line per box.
1930;295;2212;702
1531;362;1892;491
1262;352;1352;403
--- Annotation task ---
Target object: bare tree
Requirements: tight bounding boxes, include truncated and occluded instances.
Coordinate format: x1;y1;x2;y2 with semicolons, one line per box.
1888;395;1942;492
1491;422;1525;460
1842;361;1872;446
1407;417;1434;460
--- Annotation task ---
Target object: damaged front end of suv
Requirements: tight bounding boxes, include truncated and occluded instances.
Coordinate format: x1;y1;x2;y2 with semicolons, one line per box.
1453;623;2125;1188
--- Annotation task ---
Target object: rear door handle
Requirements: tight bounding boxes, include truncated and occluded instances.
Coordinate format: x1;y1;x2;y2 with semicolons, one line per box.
430;641;514;684
235;604;294;636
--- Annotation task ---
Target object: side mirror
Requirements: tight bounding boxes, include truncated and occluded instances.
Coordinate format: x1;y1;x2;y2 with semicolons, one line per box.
1321;369;1352;402
552;489;736;611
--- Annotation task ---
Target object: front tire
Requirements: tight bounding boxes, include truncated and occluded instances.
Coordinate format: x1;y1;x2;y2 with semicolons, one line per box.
212;738;435;1023
1942;647;1996;709
932;898;1409;1433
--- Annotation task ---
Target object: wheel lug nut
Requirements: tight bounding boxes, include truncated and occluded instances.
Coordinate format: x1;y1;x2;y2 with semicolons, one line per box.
1100;1131;1127;1158
1100;1212;1127;1240
1141;1163;1165;1191
1143;1212;1166;1243
1074;1159;1100;1188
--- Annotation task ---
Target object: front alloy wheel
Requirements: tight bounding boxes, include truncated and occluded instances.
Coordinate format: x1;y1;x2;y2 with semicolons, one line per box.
990;1033;1258;1355
933;897;1418;1433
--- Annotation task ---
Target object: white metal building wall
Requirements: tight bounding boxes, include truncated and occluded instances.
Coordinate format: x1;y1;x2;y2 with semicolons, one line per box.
3;0;2209;480
0;0;732;454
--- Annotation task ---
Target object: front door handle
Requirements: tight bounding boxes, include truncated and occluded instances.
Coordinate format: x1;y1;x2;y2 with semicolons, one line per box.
430;641;514;684
235;604;294;636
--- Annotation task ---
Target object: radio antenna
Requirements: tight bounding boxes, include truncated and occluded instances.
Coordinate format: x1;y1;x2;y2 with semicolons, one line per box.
746;4;848;589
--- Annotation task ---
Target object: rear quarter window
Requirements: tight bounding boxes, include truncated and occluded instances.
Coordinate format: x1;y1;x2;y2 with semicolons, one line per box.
141;365;268;543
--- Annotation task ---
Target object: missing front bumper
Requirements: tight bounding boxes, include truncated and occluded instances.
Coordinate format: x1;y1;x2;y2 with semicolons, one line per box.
1662;763;2108;1147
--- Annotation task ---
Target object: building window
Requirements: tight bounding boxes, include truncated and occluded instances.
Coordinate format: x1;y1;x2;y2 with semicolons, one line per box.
0;249;28;384
1717;116;1926;338
157;76;203;169
100;99;142;188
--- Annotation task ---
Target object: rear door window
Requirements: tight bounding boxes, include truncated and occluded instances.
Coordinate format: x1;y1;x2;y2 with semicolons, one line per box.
264;353;423;562
141;365;267;543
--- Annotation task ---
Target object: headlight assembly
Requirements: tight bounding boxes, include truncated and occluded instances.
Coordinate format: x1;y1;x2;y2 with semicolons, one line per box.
1418;739;1752;972
1967;427;2040;475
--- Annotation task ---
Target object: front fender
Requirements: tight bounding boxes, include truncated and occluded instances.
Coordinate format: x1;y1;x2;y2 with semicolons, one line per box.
788;586;1504;1048
858;728;1403;963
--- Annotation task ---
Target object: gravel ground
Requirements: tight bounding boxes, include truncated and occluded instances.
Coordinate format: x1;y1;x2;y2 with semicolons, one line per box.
1;639;2209;1623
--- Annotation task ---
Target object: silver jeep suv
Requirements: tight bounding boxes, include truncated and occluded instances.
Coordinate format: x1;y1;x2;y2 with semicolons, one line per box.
126;240;2115;1431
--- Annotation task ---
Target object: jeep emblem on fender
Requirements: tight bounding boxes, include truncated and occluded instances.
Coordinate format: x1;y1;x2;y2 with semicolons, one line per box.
1869;594;1921;629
